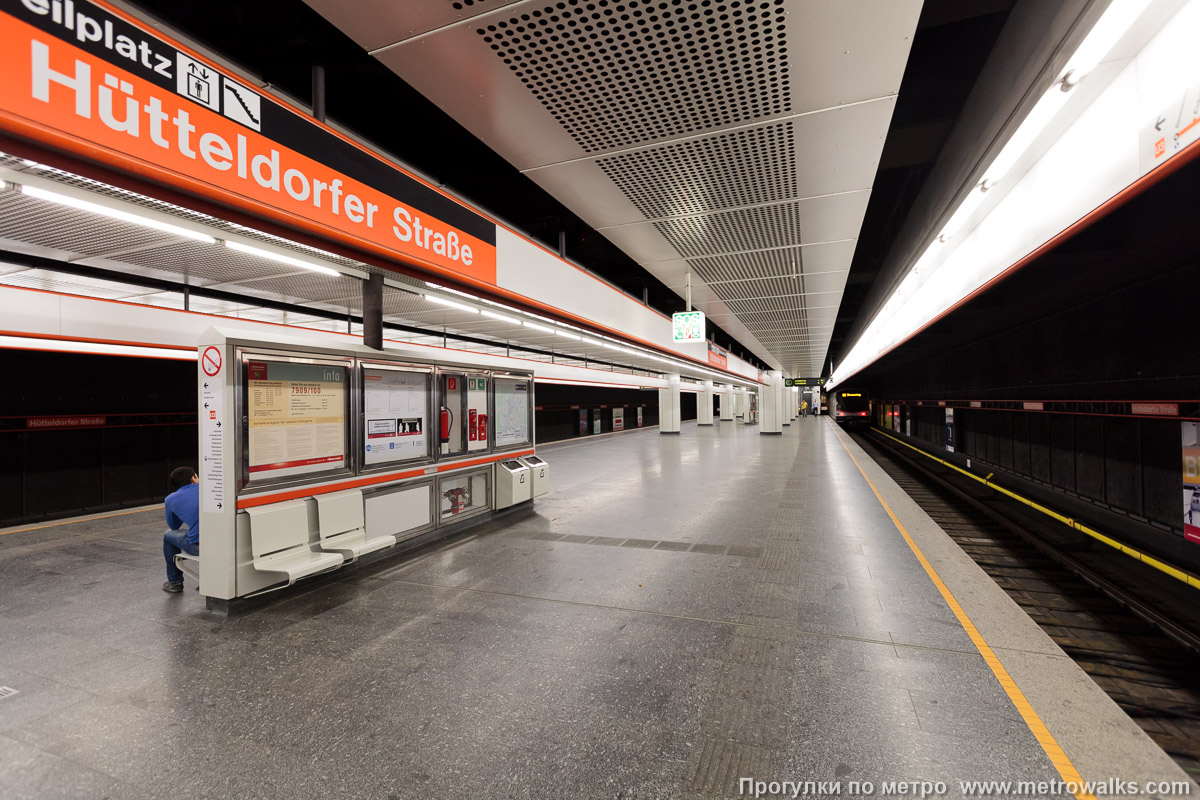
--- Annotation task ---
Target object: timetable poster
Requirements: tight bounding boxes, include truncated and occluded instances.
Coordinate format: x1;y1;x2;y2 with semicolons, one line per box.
363;369;428;465
247;361;347;480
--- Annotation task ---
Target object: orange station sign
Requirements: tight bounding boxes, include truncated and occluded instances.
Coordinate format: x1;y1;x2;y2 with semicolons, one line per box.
0;0;497;284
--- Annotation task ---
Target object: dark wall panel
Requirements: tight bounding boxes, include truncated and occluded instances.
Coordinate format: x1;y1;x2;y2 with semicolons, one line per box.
1104;417;1140;514
1074;416;1104;503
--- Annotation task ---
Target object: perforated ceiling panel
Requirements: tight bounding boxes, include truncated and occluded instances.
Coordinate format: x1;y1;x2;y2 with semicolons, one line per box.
597;122;797;218
278;1;920;374
476;0;790;153
686;247;804;284
654;203;804;258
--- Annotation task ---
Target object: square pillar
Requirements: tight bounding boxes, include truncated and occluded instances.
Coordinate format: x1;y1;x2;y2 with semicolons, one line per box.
760;372;784;434
659;373;681;434
719;387;734;421
698;380;715;425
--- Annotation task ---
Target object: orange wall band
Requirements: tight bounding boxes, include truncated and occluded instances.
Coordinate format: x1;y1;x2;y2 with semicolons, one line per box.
0;1;764;385
0;10;495;284
236;449;536;508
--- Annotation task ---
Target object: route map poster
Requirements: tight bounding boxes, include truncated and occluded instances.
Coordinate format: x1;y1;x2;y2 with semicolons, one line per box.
247;360;346;480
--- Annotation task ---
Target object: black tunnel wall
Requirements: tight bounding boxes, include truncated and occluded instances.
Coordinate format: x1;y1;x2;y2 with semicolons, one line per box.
858;154;1200;573
0;350;198;527
533;383;676;443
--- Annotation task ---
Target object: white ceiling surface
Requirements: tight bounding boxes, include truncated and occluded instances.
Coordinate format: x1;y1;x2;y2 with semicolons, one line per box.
0;157;736;383
304;0;922;376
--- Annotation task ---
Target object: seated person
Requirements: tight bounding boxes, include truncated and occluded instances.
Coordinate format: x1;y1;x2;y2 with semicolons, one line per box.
162;466;200;593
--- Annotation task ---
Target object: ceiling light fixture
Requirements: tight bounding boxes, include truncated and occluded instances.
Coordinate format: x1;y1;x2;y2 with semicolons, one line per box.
223;240;340;276
523;322;554;333
480;309;521;324
22;184;216;244
828;0;1155;391
424;294;479;313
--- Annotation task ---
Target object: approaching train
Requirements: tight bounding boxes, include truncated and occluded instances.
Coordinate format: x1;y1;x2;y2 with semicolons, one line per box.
831;389;871;428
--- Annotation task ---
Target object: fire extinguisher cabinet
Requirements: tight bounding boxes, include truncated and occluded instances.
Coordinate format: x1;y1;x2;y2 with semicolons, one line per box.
495;459;532;509
517;455;550;498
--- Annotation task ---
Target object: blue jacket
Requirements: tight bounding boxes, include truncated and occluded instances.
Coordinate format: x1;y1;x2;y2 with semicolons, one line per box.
165;483;200;547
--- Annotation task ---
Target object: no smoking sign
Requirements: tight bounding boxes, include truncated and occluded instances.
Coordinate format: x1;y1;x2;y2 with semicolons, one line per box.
201;346;223;377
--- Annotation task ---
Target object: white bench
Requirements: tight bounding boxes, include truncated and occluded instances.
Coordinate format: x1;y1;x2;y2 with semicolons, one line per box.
174;550;200;583
315;489;396;562
246;500;343;590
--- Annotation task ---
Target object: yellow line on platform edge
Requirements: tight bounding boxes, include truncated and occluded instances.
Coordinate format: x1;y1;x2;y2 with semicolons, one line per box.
832;425;1097;800
872;429;1200;591
0;505;161;536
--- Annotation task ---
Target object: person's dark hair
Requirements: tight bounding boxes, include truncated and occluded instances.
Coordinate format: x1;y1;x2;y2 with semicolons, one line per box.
169;466;197;491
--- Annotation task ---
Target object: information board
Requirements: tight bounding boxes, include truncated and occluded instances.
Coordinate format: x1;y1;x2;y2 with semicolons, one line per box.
495;377;532;447
246;360;346;480
363;368;428;466
672;311;705;342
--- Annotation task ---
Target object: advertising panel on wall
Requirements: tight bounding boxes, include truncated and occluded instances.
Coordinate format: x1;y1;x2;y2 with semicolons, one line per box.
0;0;497;284
1184;421;1200;543
945;407;955;452
362;367;428;466
246;359;347;481
613;408;624;431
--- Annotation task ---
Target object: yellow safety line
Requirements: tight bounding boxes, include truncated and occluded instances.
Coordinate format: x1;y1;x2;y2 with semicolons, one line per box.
872;429;1200;591
833;427;1096;800
0;505;161;536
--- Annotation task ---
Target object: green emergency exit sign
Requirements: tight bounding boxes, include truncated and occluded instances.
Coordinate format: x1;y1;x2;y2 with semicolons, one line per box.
672;311;705;342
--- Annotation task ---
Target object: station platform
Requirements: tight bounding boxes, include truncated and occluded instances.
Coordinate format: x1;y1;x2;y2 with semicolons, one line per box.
0;419;1191;799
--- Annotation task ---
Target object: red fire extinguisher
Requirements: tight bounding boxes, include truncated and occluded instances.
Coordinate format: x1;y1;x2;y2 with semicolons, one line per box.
440;407;452;444
443;486;469;515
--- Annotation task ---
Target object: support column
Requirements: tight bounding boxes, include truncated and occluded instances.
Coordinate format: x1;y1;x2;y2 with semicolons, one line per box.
787;387;798;424
659;373;681;434
736;387;749;423
698;380;715;426
760;372;784;434
719;387;734;421
363;273;383;350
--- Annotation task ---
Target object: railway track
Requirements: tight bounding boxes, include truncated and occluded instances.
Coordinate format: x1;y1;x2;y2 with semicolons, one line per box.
852;429;1200;777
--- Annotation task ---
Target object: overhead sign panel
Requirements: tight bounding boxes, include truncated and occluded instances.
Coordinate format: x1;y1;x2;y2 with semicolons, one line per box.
0;0;497;284
785;377;823;387
672;310;705;342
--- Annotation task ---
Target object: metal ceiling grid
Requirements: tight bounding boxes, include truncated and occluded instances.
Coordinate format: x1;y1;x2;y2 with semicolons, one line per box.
222;272;364;307
104;241;313;289
0;268;158;301
319;0;922;376
0;191;180;259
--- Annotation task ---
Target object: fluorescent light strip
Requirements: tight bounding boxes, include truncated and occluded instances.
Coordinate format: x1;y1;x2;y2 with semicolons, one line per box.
480;309;521;324
223;240;340;276
523;322;554;333
0;335;196;360
424;294;479;313
21;185;216;243
555;330;581;341
829;0;1157;390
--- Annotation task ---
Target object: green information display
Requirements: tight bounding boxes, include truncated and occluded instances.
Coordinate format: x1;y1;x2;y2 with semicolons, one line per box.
785;377;824;387
672;311;705;342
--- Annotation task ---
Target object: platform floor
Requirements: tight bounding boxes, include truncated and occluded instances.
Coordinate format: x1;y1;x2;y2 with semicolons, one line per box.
0;419;1190;798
